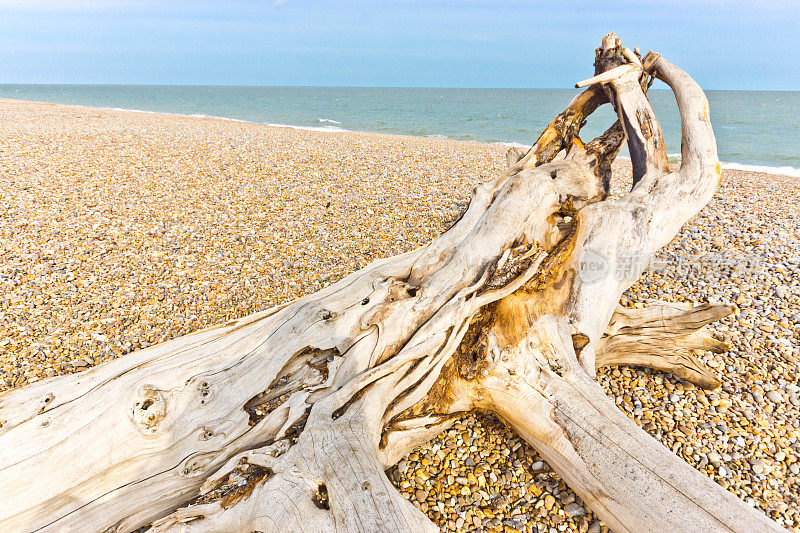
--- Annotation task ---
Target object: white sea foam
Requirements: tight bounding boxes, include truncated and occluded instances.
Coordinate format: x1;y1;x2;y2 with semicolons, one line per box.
103;107;251;124
662;153;800;177
493;141;529;149
317;118;342;124
102;106;347;132
266;122;348;133
721;162;800;177
619;154;798;177
107;107;152;114
189;113;249;123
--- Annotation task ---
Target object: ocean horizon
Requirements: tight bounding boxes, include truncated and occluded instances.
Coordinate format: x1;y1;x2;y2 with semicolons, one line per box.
2;84;798;176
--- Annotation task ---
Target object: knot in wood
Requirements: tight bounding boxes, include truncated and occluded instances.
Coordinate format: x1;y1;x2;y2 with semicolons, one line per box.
385;278;420;302
38;392;55;414
180;451;218;477
547;358;565;377
130;384;167;435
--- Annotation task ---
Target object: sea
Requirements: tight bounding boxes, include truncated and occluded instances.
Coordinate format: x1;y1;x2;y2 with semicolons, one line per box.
0;85;797;176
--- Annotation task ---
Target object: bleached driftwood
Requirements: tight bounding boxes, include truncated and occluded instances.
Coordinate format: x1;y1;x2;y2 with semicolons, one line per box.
0;34;784;533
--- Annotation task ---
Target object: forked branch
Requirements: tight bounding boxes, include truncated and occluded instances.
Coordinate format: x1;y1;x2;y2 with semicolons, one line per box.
595;302;732;389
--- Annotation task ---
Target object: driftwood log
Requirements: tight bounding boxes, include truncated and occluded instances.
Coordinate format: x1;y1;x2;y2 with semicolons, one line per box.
0;34;785;532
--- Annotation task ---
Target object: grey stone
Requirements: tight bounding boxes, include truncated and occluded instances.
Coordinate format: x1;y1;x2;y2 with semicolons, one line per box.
531;461;547;472
564;502;586;518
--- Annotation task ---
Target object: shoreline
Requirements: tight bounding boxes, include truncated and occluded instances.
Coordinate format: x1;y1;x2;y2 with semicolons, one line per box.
1;99;798;531
1;96;798;178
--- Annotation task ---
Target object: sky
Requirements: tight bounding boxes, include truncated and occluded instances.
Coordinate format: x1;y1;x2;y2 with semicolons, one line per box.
0;0;798;90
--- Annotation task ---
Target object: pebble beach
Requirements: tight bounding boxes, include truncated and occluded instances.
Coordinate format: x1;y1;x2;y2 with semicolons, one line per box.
1;99;798;532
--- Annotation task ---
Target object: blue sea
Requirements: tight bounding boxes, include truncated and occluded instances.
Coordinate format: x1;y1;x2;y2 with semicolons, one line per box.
1;85;797;176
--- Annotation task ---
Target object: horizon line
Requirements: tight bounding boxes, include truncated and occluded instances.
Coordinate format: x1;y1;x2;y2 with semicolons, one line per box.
0;82;798;92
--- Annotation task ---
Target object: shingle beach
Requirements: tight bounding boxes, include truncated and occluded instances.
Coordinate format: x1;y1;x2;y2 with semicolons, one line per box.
1;99;798;532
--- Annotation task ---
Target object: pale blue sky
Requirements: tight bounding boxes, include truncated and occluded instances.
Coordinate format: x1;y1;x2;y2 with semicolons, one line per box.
1;0;798;89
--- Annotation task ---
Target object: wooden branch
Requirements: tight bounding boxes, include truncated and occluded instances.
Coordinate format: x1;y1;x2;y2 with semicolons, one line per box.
577;120;626;196
652;56;719;179
476;317;782;533
506;146;527;167
510;85;608;173
595;302;732;389
575;64;639;88
615;54;722;251
509;33;654;186
587;34;669;186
